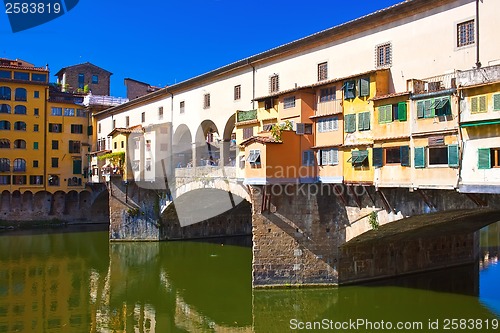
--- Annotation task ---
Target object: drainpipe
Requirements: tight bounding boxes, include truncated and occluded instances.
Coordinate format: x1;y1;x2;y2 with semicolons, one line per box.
43;85;48;192
248;60;256;109
475;0;481;68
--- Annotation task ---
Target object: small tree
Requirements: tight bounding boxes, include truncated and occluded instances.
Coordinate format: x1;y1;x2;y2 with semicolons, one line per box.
98;152;125;174
270;120;293;141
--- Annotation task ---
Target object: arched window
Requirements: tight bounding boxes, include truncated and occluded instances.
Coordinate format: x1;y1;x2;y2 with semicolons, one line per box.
13;158;26;172
0;120;10;130
48;175;60;186
14;105;26;115
13;121;26;131
0;87;11;100
0;104;10;114
14;139;26;149
0;139;10;148
0;158;9;171
15;88;27;101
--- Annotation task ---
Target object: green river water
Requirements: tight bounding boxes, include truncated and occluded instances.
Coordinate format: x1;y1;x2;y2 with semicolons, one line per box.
0;223;499;333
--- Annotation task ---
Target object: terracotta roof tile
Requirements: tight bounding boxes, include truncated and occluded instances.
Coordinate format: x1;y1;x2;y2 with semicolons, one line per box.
239;136;282;147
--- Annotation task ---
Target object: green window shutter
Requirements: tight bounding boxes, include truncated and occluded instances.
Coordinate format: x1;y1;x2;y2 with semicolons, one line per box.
358;113;364;131
400;146;410;166
417;101;424;118
33;142;38;150
424;99;433;118
378;106;386;123
345;114;356;133
364;112;370;130
479;96;487;112
344;80;356;99
351;150;359;165
493;94;500;111
478;148;491;169
359;78;370;97
87;125;93;136
398;102;407;121
447;144;459;168
73;160;82;175
373;147;383;167
471;97;478;113
414;147;426;168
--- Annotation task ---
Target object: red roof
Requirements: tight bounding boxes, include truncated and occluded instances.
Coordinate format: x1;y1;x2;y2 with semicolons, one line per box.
239;136;282;146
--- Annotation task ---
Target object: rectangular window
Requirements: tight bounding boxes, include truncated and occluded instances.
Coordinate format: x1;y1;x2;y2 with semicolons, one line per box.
376;43;392;67
385;147;401;164
270;74;279;93
29;176;43;185
31;73;47;82
344;80;356;99
51;158;58;168
319;148;338;166
359;78;370;97
52;140;58;150
344;114;356;133
428;147;448;165
457;20;475;47
0;70;11;79
318;62;328;81
243;127;253;139
302;150;315;166
76;109;85;117
283;96;296;109
33;142;38;150
114;142;117;149
70;124;83;134
158;106;163;120
0;175;10;185
51;107;62;116
319;87;335;103
69;141;81;153
13;71;29;80
493;94;500;111
73;159;82;175
234;85;241;100
34;108;39;116
13;175;27;185
479;148;500;169
350;150;369;167
180;101;185;114
64;108;75;116
204;93;211;109
121;141;124;148
358;112;370;131
317;117;338;133
34;91;40;98
98;123;101;133
146;140;151;152
296;123;313;135
34;124;39;132
247;149;261;167
126;116;130;127
141;112;145;123
471;96;487;113
417;97;451;119
33;161;39;168
92;75;99;84
78;73;84;89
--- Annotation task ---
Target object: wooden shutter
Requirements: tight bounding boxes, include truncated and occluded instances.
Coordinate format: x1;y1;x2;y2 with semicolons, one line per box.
478;148;491;169
400;146;410;166
296;123;305;135
359;78;370;97
321;150;328;165
73;160;82;175
398;102;407;121
344;80;356;99
471;97;478;113
447;144;459;168
493;94;500;111
424;99;433;118
373;147;383;167
331;149;339;165
417;101;424;118
479;96;487;112
363;112;370;130
345;114;356;133
414;147;426;168
358;113;364;131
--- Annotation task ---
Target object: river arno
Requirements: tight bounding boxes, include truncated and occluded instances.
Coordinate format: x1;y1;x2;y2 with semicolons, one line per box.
0;222;499;333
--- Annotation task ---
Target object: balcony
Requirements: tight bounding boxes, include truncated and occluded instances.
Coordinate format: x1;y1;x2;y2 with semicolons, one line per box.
457;65;500;88
314;99;343;117
83;95;129;107
236;109;257;123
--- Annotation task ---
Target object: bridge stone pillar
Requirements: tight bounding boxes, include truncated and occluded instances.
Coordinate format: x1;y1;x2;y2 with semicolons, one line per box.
191;142;198;166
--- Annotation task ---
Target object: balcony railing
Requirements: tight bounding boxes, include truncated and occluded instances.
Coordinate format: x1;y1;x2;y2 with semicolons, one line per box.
236;109;257;122
315;99;343;117
83;95;129;107
457;65;500;87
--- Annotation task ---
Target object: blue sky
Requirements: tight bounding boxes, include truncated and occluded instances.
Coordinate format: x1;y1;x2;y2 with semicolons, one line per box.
1;0;402;97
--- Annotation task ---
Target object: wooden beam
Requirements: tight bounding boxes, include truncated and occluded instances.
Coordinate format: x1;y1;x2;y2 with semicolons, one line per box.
347;185;361;208
377;189;393;213
418;189;436;211
465;193;488;207
332;184;348;206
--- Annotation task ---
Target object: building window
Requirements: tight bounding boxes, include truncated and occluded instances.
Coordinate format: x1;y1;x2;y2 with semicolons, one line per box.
0;158;10;172
78;73;84;89
123;116;129;127
359;78;370;97
0;139;9;148
416;97;451;119
247;149;261;167
48;174;59;186
69;141;81;153
317;117;338;133
376;43;392;67
13;175;27;185
32;161;39;168
319;87;335;103
114;142;117;149
146;140;151;152
296;123;313;135
141;112;145;123
158;106;163;120
15;88;27;101
52;140;59;150
34;108;39;116
373;146;410;167
34;91;39;98
350;150;369;167
51;107;62;116
0;104;10;113
344;80;356;99
378;102;407;123
14;105;26;115
415;145;459;168
269;74;279;93
33;142;38;150
14;121;26;131
358;112;370;131
0;120;11;130
204;93;211;109
71;124;83;134
14;139;26;149
48;123;61;133
428;147;449;166
319;148;339;166
92;75;99;84
470;95;487;113
243;127;253;139
0;87;11;100
234;85;241;100
13;72;29;81
318;62;328;81
302;150;315;166
121;141;124;148
64;108;75;116
180;101;185;114
34;124;39;132
0;175;10;184
76;108;85;117
457;20;474;47
31;73;47;82
478;148;500;169
13;158;26;172
0;71;10;79
344;114;356;133
283;96;296;109
98;123;101;133
29;175;43;185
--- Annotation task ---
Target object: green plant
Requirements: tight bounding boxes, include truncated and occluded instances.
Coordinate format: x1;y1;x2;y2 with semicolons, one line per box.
369;211;379;230
98;151;125;167
270;120;293;141
83;84;90;93
126;207;140;217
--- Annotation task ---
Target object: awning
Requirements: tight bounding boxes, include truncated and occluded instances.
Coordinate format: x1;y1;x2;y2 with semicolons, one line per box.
461;119;500;127
247;151;261;163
